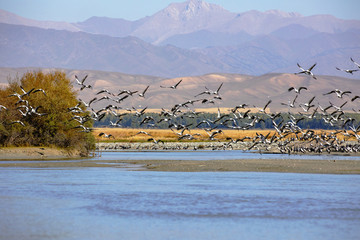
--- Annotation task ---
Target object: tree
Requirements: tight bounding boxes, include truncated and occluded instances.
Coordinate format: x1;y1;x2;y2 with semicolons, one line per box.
0;71;95;154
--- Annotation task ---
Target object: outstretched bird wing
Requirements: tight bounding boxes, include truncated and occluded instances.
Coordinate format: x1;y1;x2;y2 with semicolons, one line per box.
308;63;317;71
174;79;182;88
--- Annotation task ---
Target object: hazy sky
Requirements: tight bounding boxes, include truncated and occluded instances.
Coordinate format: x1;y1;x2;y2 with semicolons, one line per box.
0;0;359;22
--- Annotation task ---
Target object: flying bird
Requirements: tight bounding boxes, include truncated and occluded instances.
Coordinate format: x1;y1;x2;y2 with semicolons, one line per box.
98;132;115;138
299;96;316;112
336;67;358;75
75;75;92;90
79;97;97;108
135;131;152;136
205;129;223;140
17;105;46;116
196;83;224;97
194;89;212;97
96;89;114;96
71;115;91;125
256;100;272;114
323;89;351;98
20;86;35;97
147;138;164;144
210;82;223;95
8;120;26;126
75;75;88;85
138;85;150;98
295;63;317;79
118;89;138;96
114;95;129;103
133;106;148;117
288;86;307;94
351;95;360;102
0;105;7;111
231;104;248;113
109;119;122;127
160;79;183;89
281;95;298;108
32;88;47;96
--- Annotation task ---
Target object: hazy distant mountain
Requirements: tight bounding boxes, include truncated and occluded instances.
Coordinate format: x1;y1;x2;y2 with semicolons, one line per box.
159;30;254;49
1;0;360;77
0;23;228;77
1;22;359;77
129;0;237;44
197;28;360;76
1;67;359;112
212;9;360;36
73;16;147;38
2;0;359;46
0;9;79;31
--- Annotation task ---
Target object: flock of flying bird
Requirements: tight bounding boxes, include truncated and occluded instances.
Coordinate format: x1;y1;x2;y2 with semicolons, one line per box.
1;86;47;126
1;58;360;154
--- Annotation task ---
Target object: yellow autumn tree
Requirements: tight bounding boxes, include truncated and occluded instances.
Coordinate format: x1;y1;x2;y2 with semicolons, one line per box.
0;71;95;155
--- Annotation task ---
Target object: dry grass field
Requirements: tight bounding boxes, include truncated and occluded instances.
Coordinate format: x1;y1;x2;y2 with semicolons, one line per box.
93;128;273;142
93;128;350;142
114;107;260;114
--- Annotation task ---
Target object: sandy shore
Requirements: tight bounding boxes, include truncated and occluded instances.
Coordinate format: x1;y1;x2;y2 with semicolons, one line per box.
122;159;360;174
1;146;360;174
1;158;359;174
0;147;83;160
1;154;360;175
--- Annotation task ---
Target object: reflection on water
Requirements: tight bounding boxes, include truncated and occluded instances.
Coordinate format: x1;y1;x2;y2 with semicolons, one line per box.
0;161;360;240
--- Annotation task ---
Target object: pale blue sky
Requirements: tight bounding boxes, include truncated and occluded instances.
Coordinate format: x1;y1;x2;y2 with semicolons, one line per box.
0;0;359;22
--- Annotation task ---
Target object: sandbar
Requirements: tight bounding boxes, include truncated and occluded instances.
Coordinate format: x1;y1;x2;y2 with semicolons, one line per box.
1;147;360;174
1;157;359;175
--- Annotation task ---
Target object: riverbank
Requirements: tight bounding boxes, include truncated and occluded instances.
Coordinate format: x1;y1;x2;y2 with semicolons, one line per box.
2;141;359;159
1;144;360;174
0;147;83;160
1;148;360;174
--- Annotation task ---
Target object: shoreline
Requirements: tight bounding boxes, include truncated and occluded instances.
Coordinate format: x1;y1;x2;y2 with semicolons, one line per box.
0;147;84;160
1;145;360;174
1;158;359;174
2;141;360;159
123;159;360;174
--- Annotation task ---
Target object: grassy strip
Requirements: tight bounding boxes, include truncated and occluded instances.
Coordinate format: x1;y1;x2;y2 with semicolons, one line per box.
93;128;353;142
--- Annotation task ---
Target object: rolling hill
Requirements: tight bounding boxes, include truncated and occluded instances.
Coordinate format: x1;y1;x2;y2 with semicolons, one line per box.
1;67;359;113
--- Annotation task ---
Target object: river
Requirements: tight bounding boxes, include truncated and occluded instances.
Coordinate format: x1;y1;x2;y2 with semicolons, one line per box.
0;151;359;240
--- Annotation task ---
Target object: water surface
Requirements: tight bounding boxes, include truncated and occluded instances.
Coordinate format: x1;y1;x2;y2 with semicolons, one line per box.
1;156;359;240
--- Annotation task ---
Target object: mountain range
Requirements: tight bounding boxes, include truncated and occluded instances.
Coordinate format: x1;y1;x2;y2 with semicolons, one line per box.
1;0;360;78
